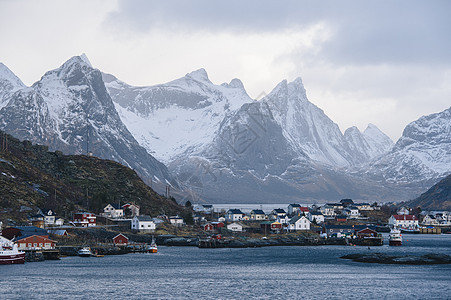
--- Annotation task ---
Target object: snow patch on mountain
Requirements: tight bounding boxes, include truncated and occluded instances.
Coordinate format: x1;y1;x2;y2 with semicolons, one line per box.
0;63;26;109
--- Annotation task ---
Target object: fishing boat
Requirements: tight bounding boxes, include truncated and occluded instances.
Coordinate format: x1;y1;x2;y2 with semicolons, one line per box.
0;236;25;264
77;247;93;257
149;237;157;253
389;227;402;246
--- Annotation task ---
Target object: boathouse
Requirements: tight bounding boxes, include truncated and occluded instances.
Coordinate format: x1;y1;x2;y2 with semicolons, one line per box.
113;233;129;246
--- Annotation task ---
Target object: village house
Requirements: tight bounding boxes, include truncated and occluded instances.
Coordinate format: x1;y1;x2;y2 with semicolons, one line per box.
320;205;336;217
204;223;214;232
169;215;185;227
397;207;411;215
113;233;129;246
327;203;344;212
388;215;419;229
340;199;354;207
55;218;65;226
356;227;379;238
122;203;140;217
73;212;96;227
354;203;372;211
218;216;226;222
39;209;57;225
308;212;325;224
287;204;302;216
287;216;311;231
344;206;360;219
102;204;124;219
322;225;356;238
270;208;287;220
227;222;243;232
226;209;245;222
28;213;45;228
131;215;156;232
250;209;266;221
422;215;439;226
16;235;57;250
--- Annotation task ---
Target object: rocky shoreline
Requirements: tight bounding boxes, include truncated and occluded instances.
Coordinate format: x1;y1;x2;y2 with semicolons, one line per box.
341;253;451;265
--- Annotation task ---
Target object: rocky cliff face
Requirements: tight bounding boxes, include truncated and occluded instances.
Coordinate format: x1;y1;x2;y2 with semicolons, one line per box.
0;56;172;186
367;107;451;186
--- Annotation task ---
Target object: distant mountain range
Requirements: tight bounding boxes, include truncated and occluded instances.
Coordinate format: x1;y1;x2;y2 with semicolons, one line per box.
1;54;450;203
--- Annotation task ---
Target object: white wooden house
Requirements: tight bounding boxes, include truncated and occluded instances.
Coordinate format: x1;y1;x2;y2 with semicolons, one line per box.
287;216;311;231
226;209;244;222
389;215;419;229
169;215;185;227
103;204;124;219
131;215;156;232
227;222;243;232
308;212;325;224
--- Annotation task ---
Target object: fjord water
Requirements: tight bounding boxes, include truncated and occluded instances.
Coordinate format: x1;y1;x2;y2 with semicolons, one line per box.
2;235;450;299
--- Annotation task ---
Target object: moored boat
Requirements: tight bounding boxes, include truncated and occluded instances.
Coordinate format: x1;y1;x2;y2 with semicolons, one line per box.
149;237;157;253
78;247;93;257
389;227;402;246
0;236;25;264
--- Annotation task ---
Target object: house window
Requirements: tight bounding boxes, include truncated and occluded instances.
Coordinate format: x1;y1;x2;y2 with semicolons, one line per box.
141;225;144;228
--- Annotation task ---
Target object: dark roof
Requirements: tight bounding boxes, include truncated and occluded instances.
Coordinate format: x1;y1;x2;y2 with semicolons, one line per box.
202;205;213;208
136;216;153;222
273;209;286;213
41;209;55;216
310;212;323;215
289;204;301;207
228;209;244;214
110;203;122;209
251;209;265;215
11;226;48;238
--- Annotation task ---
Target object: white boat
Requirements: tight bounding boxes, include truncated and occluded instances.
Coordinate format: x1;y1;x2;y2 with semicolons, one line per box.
78;247;93;257
0;236;25;264
389;227;402;246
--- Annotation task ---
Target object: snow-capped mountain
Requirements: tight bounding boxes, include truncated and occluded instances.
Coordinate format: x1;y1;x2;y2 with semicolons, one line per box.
0;63;25;109
367;107;451;186
106;71;399;203
103;69;253;163
3;53;446;203
344;124;394;163
0;55;172;186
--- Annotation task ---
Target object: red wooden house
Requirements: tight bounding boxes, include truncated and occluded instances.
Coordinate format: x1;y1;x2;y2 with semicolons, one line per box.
356;228;379;238
16;235;57;250
73;212;96;227
113;233;129;246
204;223;214;231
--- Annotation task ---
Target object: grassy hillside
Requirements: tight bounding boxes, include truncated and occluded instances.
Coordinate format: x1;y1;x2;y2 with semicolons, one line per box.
0;130;188;223
407;174;451;210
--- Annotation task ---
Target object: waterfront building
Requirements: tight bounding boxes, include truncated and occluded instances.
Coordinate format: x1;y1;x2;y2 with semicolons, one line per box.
388;215;419;229
113;233;129;246
16;235;56;250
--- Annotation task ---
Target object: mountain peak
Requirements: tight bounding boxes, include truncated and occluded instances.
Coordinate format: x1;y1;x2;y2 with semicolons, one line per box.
186;68;210;82
79;53;92;67
0;62;25;87
228;78;244;90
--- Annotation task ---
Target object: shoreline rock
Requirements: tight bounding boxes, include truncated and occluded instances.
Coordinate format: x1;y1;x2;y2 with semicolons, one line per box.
341;253;451;265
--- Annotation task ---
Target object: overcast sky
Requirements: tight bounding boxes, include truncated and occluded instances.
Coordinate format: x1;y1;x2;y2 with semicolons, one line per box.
1;0;450;141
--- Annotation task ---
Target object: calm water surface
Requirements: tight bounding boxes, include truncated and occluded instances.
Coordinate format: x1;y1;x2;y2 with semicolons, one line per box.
2;234;450;299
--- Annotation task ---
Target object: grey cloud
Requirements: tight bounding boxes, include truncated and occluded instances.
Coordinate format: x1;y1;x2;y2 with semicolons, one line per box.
107;0;451;65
